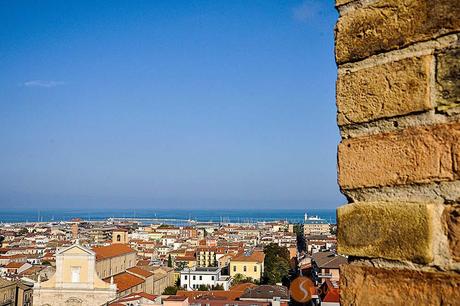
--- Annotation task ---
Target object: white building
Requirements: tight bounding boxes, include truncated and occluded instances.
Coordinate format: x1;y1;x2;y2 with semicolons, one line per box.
180;267;231;291
304;214;330;236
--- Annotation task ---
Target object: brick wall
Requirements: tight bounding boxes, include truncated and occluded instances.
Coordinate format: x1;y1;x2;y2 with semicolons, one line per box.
334;0;460;304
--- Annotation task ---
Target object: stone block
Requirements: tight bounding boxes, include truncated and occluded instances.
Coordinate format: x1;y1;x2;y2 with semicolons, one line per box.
335;0;460;64
337;55;433;125
338;123;460;189
337;202;436;263
443;204;460;261
340;265;460;305
436;47;460;112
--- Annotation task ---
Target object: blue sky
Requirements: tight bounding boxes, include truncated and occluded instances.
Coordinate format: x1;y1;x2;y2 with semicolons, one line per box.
0;0;344;210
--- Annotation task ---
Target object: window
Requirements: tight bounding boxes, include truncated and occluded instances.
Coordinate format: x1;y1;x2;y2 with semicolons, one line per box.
211;276;215;280
199;276;202;280
71;266;80;283
117;234;121;242
185;275;188;280
193;276;196;280
243;266;247;272
254;266;257;272
233;266;236;272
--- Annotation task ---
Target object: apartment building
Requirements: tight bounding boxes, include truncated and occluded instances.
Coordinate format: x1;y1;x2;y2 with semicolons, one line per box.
180;267;231;291
229;251;265;282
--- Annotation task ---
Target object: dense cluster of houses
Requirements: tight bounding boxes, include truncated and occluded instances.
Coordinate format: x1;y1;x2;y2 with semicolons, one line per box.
0;215;345;305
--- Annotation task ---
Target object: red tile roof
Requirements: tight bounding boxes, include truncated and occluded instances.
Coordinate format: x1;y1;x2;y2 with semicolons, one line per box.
109;292;158;305
92;244;136;260
127;266;154;278
5;262;25;269
164;296;188;301
105;272;145;293
231;251;265;263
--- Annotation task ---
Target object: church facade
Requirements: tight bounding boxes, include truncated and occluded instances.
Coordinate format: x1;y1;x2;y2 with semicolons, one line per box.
33;243;116;306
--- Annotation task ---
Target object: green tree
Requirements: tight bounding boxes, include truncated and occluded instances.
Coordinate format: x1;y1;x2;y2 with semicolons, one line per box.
198;284;209;291
293;224;306;252
175;261;187;271
231;273;255;285
212;284;224;290
262;243;291;285
175;277;181;287
163;286;178;295
167;254;173;267
42;260;51;266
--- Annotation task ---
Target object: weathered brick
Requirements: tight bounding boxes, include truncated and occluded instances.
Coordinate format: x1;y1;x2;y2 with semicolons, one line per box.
335;0;354;7
337;55;433;125
335;0;460;64
337;202;436;263
340;265;460;305
443;204;460;262
437;47;460;112
338;123;460;189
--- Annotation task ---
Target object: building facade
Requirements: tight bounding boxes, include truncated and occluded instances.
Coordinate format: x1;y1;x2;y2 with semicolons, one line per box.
0;278;16;306
33;243;116;306
303;216;330;236
93;244;137;279
229;251;264;282
180;267;231;291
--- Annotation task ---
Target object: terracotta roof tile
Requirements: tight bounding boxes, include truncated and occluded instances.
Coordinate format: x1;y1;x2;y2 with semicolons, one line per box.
231;251;265;263
93;244;136;260
127;266;154;278
105;272;145;292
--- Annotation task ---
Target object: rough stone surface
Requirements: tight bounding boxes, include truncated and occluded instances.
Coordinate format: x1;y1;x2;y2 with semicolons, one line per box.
344;181;460;204
437;47;460;112
340;265;460;305
337;55;433;125
337;202;436;263
338;123;460;189
444;205;460;262
340;109;460;139
335;0;460;64
335;0;354;6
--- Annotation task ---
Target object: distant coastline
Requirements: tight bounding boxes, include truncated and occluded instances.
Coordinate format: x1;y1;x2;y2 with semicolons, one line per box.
0;208;336;224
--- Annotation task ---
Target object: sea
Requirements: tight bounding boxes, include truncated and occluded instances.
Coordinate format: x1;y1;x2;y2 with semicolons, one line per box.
0;209;336;225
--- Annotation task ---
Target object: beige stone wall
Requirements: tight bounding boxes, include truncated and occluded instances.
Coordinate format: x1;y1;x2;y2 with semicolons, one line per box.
0;281;16;305
152;268;175;295
118;283;145;298
96;252;136;278
334;0;460;304
33;288;116;306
